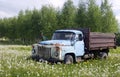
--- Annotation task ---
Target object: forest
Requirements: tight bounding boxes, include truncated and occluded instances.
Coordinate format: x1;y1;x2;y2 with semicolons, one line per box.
0;0;119;45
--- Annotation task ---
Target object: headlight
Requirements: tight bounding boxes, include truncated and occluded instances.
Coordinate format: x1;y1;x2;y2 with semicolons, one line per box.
53;46;61;57
54;52;59;57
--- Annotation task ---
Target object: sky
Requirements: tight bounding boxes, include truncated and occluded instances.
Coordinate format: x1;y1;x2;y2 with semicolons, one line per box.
0;0;120;24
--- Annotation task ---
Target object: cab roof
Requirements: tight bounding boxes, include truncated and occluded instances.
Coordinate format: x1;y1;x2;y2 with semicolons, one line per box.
55;29;82;34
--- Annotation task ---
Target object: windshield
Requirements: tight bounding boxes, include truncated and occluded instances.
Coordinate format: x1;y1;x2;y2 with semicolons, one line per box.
52;32;75;40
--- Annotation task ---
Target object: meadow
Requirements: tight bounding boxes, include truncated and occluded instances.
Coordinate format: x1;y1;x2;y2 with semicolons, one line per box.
0;45;120;77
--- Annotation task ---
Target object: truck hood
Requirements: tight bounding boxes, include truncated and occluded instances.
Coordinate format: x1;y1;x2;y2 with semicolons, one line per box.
39;40;71;46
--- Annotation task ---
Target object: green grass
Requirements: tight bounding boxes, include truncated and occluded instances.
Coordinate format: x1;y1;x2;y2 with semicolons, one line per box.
0;45;120;77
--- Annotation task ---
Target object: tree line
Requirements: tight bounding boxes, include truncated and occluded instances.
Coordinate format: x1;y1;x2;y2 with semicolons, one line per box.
0;0;119;44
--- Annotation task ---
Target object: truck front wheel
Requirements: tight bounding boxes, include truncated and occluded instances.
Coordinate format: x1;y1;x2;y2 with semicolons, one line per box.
64;55;73;64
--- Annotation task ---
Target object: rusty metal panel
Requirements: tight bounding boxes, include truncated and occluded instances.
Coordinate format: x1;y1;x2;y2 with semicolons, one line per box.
89;32;116;50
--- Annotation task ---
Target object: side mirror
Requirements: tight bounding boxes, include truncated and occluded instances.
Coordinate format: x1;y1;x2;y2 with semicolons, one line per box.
79;37;83;41
79;34;83;41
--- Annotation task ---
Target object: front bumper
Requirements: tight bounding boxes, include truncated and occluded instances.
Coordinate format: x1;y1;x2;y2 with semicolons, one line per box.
31;55;62;63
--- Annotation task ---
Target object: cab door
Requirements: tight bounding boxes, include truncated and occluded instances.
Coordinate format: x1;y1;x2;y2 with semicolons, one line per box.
74;34;85;56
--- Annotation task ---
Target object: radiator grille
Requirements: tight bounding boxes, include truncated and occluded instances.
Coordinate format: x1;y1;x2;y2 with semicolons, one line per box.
38;46;51;59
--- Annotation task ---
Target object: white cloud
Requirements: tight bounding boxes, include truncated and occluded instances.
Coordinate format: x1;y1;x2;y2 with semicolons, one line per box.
116;14;120;23
0;11;12;18
0;0;44;18
0;0;67;18
48;0;66;8
109;0;120;23
110;0;120;10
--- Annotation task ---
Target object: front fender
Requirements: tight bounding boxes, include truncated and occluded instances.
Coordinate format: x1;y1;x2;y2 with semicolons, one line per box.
60;46;75;60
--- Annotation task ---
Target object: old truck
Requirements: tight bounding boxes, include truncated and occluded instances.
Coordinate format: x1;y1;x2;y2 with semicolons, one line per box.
31;28;116;64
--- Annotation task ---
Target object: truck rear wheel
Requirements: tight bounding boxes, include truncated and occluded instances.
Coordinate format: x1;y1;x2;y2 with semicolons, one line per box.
64;55;73;64
100;52;108;59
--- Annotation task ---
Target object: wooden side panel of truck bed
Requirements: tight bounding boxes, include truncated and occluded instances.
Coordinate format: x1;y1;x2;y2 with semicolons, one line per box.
89;32;116;50
77;28;116;51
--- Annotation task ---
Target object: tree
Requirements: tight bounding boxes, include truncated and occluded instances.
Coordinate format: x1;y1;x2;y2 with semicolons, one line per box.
0;19;6;38
31;8;41;42
101;0;118;32
40;5;57;39
75;0;88;28
17;10;33;44
60;0;76;29
87;0;102;32
5;17;18;41
0;0;119;45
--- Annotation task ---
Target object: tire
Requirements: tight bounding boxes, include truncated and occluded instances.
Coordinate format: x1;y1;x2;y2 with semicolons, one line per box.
100;52;108;59
64;55;73;64
31;55;40;61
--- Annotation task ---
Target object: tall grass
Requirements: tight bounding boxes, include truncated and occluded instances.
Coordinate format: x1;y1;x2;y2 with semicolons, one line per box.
0;45;120;77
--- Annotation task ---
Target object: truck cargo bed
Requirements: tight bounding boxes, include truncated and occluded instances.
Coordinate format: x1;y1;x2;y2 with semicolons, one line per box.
89;32;116;50
77;28;116;51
